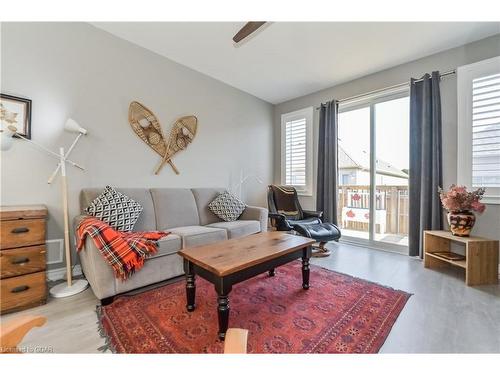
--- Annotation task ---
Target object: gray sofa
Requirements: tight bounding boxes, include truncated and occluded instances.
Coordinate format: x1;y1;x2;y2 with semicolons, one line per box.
75;187;268;300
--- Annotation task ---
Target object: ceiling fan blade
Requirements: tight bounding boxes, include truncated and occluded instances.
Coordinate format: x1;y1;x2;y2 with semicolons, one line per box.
233;22;266;43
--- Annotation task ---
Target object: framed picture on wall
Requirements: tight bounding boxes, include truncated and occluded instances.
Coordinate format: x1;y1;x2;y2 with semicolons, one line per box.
0;94;32;139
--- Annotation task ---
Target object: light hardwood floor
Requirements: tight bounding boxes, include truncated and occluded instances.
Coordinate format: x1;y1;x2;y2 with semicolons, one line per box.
2;241;499;353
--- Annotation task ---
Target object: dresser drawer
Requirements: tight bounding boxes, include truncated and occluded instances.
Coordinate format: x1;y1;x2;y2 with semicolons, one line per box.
0;245;46;279
0;219;46;249
0;271;47;314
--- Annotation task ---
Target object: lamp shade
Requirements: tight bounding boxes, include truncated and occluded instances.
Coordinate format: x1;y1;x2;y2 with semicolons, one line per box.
0;125;17;151
64;118;87;135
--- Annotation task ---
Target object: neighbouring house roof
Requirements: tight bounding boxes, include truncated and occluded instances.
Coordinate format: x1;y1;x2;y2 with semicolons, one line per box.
338;145;409;179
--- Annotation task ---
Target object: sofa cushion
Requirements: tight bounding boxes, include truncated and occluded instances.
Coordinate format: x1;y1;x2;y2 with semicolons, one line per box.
208;191;246;222
168;225;227;248
148;234;182;259
80;188;155;231
207;220;260;239
150;188;200;229
191;187;225;225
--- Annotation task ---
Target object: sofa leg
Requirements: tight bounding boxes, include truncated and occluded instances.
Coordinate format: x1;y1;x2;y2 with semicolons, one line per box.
311;242;331;257
100;296;115;306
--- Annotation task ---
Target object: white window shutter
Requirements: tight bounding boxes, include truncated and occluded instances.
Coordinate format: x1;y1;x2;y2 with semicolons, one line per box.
458;56;500;204
285;118;307;187
472;72;500;188
280;107;313;195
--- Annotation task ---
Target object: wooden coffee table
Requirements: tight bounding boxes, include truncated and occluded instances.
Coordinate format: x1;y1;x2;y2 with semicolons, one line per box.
178;231;315;340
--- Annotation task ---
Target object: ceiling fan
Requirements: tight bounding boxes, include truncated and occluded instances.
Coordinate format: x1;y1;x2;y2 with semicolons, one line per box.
232;22;267;43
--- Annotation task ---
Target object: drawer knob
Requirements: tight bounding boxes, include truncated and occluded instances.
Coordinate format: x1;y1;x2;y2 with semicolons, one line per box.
11;257;30;265
11;285;30;293
11;227;30;234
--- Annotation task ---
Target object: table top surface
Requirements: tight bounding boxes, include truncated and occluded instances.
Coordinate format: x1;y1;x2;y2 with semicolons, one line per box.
424;230;497;243
0;205;48;220
178;231;315;277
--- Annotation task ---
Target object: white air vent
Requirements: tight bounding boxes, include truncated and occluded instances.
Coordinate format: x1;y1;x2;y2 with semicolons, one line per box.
45;239;64;265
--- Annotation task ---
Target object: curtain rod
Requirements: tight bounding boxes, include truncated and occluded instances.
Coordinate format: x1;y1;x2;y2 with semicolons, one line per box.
315;69;456;109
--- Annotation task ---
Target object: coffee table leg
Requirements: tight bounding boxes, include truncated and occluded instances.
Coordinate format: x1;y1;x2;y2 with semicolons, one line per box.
302;247;311;290
268;268;275;277
217;294;230;340
184;259;196;312
215;280;232;341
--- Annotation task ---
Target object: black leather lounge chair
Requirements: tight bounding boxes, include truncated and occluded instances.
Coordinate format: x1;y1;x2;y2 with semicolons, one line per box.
267;185;341;257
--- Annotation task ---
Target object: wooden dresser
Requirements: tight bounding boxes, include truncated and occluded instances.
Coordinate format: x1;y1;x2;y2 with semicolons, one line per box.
1;205;48;314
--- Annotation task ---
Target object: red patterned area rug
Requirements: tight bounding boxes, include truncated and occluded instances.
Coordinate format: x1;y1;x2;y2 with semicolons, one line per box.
97;262;410;353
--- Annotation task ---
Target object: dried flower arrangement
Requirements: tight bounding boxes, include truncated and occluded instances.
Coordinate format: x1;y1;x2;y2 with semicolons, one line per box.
438;185;486;213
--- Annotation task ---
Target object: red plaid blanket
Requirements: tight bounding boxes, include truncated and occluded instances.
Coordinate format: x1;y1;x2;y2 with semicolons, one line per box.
76;217;169;281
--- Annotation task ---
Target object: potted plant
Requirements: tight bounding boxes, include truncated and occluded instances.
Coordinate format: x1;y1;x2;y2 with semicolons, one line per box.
438;185;486;237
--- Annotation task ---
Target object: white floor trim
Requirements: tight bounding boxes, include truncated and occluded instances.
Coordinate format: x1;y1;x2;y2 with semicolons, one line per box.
47;265;82;282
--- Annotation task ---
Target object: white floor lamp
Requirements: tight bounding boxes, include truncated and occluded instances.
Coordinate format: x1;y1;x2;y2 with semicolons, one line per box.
231;169;264;201
1;119;89;298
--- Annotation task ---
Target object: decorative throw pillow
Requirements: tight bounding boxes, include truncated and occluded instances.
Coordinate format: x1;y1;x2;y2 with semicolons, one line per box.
208;191;246;222
85;186;143;232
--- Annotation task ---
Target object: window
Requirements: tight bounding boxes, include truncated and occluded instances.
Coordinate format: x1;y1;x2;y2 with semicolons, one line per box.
280;107;313;195
458;56;500;204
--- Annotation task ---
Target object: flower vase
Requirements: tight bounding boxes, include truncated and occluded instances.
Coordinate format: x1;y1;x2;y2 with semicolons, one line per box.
447;211;476;237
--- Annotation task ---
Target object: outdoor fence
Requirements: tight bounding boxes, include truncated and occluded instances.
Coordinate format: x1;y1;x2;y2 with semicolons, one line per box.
338;185;409;235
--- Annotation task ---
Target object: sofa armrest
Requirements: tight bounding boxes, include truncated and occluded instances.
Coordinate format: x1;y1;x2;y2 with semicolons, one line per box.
239;205;269;232
73;214;88;228
73;215;117;300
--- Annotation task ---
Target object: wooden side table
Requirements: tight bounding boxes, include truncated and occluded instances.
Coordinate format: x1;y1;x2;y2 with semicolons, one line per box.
0;205;48;314
423;230;499;286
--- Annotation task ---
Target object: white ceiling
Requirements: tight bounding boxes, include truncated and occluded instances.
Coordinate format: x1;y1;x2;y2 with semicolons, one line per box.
93;22;500;104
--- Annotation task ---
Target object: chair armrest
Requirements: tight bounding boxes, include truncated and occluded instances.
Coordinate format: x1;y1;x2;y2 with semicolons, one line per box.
224;328;248;354
240;206;269;232
0;315;46;353
268;213;294;231
268;213;285;219
302;210;323;219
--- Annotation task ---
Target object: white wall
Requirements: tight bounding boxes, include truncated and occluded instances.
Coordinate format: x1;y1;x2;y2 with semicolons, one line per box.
0;23;274;270
274;34;500;243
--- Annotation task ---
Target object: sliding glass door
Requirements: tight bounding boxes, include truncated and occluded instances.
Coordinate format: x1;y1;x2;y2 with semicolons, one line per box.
337;91;410;252
374;97;410;247
338;107;371;241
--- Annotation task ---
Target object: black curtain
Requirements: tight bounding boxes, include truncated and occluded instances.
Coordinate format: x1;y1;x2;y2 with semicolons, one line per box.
409;71;444;257
316;100;339;224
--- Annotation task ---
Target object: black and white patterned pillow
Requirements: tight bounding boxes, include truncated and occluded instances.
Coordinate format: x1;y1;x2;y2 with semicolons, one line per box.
208;191;246;222
85;186;143;232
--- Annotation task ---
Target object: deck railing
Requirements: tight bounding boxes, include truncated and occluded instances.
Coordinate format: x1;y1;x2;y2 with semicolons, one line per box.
338;185;409;235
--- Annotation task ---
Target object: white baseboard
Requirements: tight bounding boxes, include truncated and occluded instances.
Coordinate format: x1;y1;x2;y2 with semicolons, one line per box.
47;265;82;282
